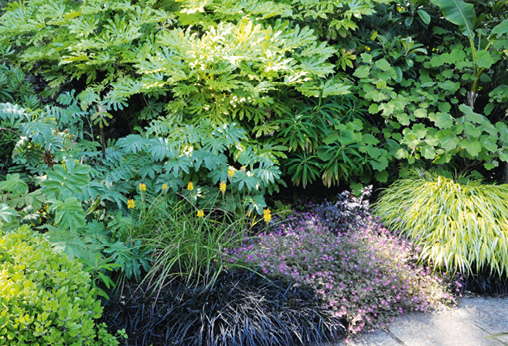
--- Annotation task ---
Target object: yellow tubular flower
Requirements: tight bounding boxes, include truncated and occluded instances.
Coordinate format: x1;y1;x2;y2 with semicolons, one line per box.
227;168;235;178
197;210;204;218
127;199;135;209
139;183;146;192
263;208;271;224
219;182;227;193
162;183;168;190
187;182;194;191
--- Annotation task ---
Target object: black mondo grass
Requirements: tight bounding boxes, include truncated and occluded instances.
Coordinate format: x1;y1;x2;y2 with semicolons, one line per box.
100;270;345;346
460;268;508;296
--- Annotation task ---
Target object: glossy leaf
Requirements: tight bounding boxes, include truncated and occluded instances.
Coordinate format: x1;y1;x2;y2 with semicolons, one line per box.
430;0;476;37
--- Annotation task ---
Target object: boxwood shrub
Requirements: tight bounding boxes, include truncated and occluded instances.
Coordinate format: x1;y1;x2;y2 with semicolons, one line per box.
0;225;121;345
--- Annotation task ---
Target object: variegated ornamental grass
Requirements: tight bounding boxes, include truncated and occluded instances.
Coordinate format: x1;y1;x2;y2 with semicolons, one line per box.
374;172;508;276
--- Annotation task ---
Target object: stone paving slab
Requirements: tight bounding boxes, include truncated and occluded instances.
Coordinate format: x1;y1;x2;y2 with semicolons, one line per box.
329;297;508;346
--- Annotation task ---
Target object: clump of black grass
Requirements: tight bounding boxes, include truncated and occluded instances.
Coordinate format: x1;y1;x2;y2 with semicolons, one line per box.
460;269;508;296
100;269;344;346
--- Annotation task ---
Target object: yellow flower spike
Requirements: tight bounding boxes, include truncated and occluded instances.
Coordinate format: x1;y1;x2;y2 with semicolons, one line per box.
197;210;204;218
139;183;146;192
219;181;227;193
127;199;135;209
227;167;235;178
187;182;194;191
162;183;168;190
263;208;271;224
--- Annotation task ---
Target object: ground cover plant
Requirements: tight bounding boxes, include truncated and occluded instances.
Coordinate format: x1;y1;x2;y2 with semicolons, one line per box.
100;270;343;346
374;170;508;278
230;188;456;340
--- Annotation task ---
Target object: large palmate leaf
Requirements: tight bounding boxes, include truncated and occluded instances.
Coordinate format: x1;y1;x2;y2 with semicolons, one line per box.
43;160;91;200
431;0;476;38
48;197;87;231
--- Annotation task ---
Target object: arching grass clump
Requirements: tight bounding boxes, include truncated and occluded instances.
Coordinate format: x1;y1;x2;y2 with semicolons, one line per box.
374;171;508;276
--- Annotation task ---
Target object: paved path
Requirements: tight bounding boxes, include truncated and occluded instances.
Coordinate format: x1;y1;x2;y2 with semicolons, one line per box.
330;297;508;346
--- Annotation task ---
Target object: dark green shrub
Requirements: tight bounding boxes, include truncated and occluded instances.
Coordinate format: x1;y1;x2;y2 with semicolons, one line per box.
374;170;508;276
0;225;122;345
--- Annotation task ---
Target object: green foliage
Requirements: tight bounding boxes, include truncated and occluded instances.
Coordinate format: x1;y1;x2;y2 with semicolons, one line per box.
351;0;508;178
0;0;347;126
277;95;389;187
0;64;39;108
430;0;476;38
132;193;253;293
0;225;123;345
0;123;150;292
113;120;282;213
118;17;344;126
374;171;508;276
0;0;174;95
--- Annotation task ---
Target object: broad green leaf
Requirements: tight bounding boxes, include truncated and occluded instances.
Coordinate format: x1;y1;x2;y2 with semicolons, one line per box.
437;130;459;151
492;19;508;35
475;50;496;69
482;136;498;153
460;139;482;157
430;0;476;38
422;145;436;160
438;102;452;113
353;65;370;78
414;108;427;118
464;123;481;138
0;174;29;195
370;155;389;171
396;113;411;126
374;58;392;72
500;152;508;162
0;204;17;224
375;170;389;183
459;104;484;124
433;113;454;129
48;197;87;231
440;80;460;92
43;161;91;200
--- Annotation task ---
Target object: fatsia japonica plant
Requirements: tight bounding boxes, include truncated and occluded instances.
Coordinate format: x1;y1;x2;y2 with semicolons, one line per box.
0;0;349;126
0;0;395;190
